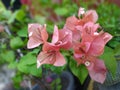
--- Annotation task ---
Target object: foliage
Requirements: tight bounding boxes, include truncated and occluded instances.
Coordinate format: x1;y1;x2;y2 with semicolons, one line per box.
0;0;120;88
69;56;88;84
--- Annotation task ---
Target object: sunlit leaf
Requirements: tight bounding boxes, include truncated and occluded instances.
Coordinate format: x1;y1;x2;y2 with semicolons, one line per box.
100;46;117;77
10;37;24;49
69;57;88;84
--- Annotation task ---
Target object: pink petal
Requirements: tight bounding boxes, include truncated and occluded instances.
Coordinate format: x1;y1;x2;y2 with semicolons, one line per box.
87;59;107;83
83;42;91;53
28;24;41;34
81;22;100;43
27;24;48;49
37;51;66;68
43;42;60;51
83;10;98;23
59;29;73;50
27;38;43;49
87;36;105;56
37;51;56;68
64;16;78;31
21;0;31;5
72;29;81;42
83;22;100;35
101;32;113;44
41;24;48;42
52;25;59;43
54;52;66;66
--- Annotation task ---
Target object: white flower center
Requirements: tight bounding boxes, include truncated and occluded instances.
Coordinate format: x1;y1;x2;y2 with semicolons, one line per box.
85;61;90;66
94;32;99;35
79;7;85;14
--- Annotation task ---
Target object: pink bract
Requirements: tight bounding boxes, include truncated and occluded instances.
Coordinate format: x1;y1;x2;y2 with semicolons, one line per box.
87;59;107;83
20;0;31;5
37;25;72;67
73;20;112;83
27;24;48;49
43;25;72;51
64;8;98;43
74;41;107;83
27;7;113;84
64;8;98;30
37;51;66;68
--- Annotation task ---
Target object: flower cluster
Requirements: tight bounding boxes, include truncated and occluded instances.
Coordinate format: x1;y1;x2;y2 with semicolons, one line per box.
27;7;112;83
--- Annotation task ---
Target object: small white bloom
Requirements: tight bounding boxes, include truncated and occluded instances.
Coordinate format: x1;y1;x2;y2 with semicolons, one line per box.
78;7;85;17
94;32;99;35
85;61;90;66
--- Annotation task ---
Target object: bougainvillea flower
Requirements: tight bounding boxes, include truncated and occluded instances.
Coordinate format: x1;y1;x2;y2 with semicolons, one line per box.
80;22;100;43
37;51;66;68
27;24;48;49
64;8;98;43
74;42;107;83
37;25;72;68
20;0;31;5
73;27;112;83
82;10;98;23
87;59;107;83
43;25;72;51
64;7;98;30
63;16;81;42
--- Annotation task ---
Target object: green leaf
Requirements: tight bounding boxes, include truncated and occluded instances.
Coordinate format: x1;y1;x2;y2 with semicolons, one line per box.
12;72;23;88
19;53;36;65
8;11;18;24
0;1;6;11
1;50;15;62
31;49;40;54
54;7;68;16
18;53;42;77
69;57;88;84
8;61;18;69
34;15;46;24
17;26;28;37
17;53;36;73
10;37;24;49
114;44;120;60
29;64;42;77
15;10;26;22
108;40;120;48
10;0;15;6
2;10;12;20
100;46;117;77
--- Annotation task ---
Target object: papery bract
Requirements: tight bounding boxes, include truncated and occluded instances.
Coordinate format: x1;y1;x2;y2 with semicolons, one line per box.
20;0;31;5
73;22;112;83
64;8;98;43
37;25;72;68
64;8;98;29
83;10;98;23
27;24;48;49
37;51;66;68
27;7;113;84
74;41;107;83
87;59;107;83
